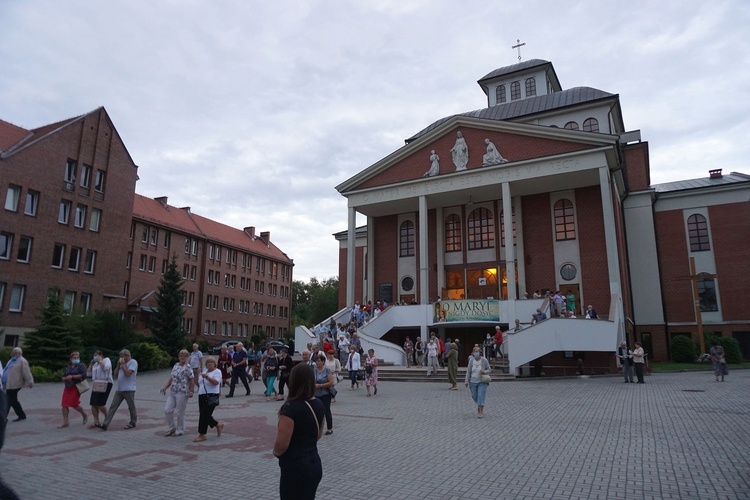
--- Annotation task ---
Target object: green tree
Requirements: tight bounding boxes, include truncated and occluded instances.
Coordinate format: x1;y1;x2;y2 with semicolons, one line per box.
22;289;82;371
71;309;144;358
292;277;339;328
150;255;186;358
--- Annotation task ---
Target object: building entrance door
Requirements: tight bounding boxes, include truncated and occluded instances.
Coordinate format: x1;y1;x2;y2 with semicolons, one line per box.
560;283;581;316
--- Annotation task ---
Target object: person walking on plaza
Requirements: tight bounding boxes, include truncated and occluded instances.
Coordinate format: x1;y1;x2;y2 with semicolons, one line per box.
615;341;634;383
0;361;21;500
217;345;232;387
446;342;458;390
346;345;361;390
194;357;223;442
189;343;203;381
161;349;194;436
709;341;728;382
493;326;504;359
273;363;325;500
313;354;335;435
101;349;138;430
278;349;294;399
227;342;251;397
632;342;646;384
465;346;491;418
87;350;113;429
3;347;33;422
324;350;341;402
415;337;424;367
264;347;280;401
403;336;414;368
426;339;439;376
364;348;378;396
59;352;88;428
483;333;494;359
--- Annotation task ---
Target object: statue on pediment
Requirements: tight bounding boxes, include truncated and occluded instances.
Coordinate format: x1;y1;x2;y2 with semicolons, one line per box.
423;150;440;177
482;139;509;166
450;131;469;171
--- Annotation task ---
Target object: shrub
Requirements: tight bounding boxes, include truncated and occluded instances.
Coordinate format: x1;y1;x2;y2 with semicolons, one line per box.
126;342;172;372
718;337;742;364
671;335;697;363
30;365;62;383
0;347;11;365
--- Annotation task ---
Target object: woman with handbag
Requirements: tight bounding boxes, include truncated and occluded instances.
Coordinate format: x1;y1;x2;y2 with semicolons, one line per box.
273;363;325;500
709;341;728;382
346;345;361;390
313;354;335;435
194;357;223;442
59;352;89;428
324;350;341;402
464;346;491;418
264;347;280;401
87;350;113;428
160;350;194;436
365;348;378;396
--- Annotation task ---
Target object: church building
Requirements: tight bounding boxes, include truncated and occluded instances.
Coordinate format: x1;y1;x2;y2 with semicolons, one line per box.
333;59;750;372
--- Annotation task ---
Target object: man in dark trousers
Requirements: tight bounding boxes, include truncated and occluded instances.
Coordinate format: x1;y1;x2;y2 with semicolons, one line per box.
227;342;251;397
0;360;21;499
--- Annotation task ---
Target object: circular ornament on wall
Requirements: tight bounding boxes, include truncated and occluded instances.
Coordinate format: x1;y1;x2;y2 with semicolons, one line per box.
401;276;415;292
560;263;577;281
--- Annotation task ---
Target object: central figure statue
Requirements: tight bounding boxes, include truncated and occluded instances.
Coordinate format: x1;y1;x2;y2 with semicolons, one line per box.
451;131;469;171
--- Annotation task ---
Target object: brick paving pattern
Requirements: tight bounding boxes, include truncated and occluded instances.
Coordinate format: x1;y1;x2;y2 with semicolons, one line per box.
2;369;748;499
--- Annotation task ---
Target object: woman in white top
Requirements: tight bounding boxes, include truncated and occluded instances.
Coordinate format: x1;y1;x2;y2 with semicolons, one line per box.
324;350;342;402
88;350;113;429
194;357;223;442
464;346;491;418
345;345;361;390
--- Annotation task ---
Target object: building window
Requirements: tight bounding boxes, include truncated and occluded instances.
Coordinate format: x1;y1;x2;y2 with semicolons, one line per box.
510;81;521;100
148;256;156;273
185;238;190;254
80;164;91;189
188;292;195;307
84;250;96;274
496;84;506;104
0;232;12;260
64;159;76;184
467;208;495;250
94;170;105;192
500;208;517;247
445;214;462;252
0;282;5;311
554;199;576;241
161;259;168;274
59;200;72;224
564;121;579;130
24;190;39;216
697;274;718;312
9;284;26;312
53;244;66;268
186;318;192;334
213;296;218;310
583;118;599;133
89;208;101;232
399;221;415;257
209;245;214;260
687;214;710;252
150;229;158;246
192;240;198;256
190;266;196;281
142;227;149;244
525;77;536;97
63;291;76;314
5;185;20;212
16;236;32;263
126;252;132;269
183;264;189;279
139;254;147;271
69;247;81;271
80;293;92;314
163;231;171;248
74;205;87;228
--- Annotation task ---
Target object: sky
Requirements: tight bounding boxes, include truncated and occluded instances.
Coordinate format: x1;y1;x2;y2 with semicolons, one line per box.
1;0;748;282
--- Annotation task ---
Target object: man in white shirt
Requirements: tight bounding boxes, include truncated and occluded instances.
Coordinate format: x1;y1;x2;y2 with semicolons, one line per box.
101;349;138;431
426;340;439;376
189;343;203;380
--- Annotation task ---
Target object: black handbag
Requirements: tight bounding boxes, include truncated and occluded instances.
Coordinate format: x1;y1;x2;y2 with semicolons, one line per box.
206;393;220;408
365;365;374;375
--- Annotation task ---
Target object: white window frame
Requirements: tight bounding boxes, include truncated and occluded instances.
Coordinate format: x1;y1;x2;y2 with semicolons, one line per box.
80;293;92;314
89;208;101;232
0;232;12;260
80;164;91;189
9;284;25;312
69;247;81;271
5;185;20;212
84;250;96;274
24;190;39;216
59;200;72;224
74;205;87;228
64;159;76;184
94;170;105;192
16;236;32;263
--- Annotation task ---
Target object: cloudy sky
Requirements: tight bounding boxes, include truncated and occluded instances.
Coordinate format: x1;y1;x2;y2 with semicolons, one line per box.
2;1;748;282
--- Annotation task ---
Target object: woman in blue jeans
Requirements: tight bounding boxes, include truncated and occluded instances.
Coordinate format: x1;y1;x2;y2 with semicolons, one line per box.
464;346;491;418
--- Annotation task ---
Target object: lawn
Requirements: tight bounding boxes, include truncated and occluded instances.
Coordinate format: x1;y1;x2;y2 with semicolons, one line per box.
650;361;750;372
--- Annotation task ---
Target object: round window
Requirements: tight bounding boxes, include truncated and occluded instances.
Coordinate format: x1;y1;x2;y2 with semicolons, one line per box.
401;276;414;292
560;263;577;281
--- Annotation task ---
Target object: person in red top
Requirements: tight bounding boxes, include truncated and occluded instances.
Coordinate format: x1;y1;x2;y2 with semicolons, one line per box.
437;337;446;368
493;326;504;359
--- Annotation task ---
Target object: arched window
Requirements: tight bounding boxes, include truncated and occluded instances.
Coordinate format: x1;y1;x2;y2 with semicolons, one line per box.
583;117;599;132
399;221;415;257
510;81;521;100
564;121;579;130
697;273;718;311
500;208;516;247
445;214;462;252
496;84;506;104
467;208;495;250
554;199;576;241
525;77;536;97
687;214;710;251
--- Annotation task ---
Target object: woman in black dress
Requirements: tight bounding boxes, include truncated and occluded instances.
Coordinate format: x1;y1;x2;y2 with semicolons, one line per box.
273;363;325;500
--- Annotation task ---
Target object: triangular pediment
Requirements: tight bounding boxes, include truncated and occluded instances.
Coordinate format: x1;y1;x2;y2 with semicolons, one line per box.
337;117;617;194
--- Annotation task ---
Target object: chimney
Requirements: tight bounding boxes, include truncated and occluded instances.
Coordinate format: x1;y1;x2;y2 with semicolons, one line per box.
244;226;256;239
180;206;191;214
154;196;168;208
709;169;722;179
260;231;271;245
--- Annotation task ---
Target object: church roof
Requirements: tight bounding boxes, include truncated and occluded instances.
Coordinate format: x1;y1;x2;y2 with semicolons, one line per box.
477;59;552;83
405;86;616;143
0;119;32;152
652;171;750;193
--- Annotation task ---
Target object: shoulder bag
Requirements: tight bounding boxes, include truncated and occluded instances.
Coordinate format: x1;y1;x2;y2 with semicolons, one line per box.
76;379;90;394
202;375;220;407
92;380;108;393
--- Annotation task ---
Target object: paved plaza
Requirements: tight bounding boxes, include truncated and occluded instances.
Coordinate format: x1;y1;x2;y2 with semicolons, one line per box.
1;367;749;500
